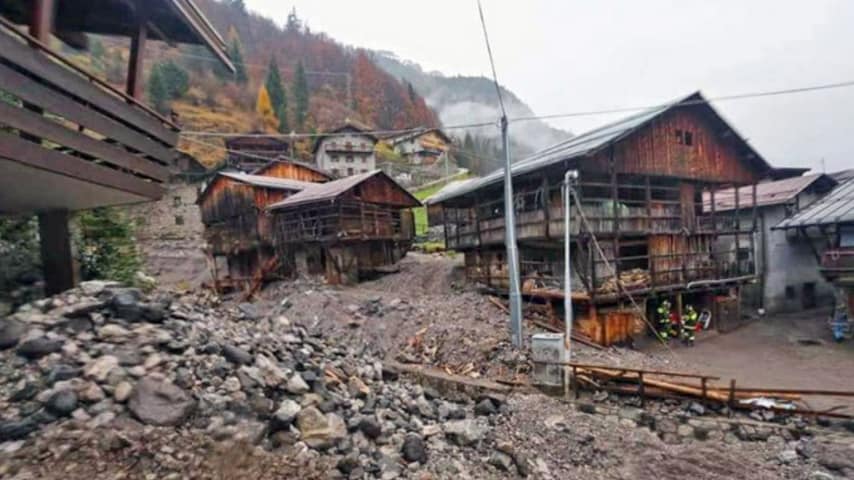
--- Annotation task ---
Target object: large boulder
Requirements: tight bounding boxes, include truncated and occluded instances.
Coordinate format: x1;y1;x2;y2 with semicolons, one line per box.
128;378;195;426
444;419;488;446
0;318;26;350
16;337;62;359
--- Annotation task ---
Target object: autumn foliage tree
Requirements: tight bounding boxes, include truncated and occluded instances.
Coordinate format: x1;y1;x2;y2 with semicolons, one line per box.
265;56;289;133
256;85;277;132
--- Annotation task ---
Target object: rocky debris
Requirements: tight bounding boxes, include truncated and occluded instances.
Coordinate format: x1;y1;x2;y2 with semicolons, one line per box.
0;318;25;350
0;283;507;478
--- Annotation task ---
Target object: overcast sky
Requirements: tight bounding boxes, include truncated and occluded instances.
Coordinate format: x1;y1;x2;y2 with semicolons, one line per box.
245;0;854;172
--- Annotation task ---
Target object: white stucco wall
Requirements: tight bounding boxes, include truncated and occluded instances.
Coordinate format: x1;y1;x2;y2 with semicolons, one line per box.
316;132;376;177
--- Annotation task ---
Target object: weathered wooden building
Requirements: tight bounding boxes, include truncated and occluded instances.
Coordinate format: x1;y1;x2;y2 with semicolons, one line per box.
386;128;452;166
268;170;420;284
225;134;291;172
427;92;779;345
0;0;232;294
198;170;320;291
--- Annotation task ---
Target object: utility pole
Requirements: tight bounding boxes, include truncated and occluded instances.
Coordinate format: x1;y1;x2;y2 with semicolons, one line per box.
502;116;523;347
563;169;578;394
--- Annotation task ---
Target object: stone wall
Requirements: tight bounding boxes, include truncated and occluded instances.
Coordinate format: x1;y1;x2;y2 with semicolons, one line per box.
121;182;210;288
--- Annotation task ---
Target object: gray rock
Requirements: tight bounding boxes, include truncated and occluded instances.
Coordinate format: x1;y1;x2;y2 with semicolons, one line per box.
778;450;799;464
401;433;428;464
286;373;310;394
358;416;382;439
10;382;40;402
337;454;361;475
0;318;26;350
16;337;62;359
688;402;706;416
111;291;143;322
128;378;195;426
271;399;302;431
221;344;252;365
808;472;835;480
0;418;38;441
444;419;487;446
488;451;514;471
237;303;259;320
475;398;498;416
46;389;78;417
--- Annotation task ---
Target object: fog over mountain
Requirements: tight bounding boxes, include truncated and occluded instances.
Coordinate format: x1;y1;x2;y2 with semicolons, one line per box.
372;51;572;156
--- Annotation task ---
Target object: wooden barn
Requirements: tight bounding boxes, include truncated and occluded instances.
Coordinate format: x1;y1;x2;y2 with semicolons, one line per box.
225;133;291;172
251;157;333;183
268;170;421;285
427;92;781;346
198;169;319;291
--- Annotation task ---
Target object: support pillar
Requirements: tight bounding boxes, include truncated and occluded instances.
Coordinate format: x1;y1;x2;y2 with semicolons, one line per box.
38;211;77;295
126;7;149;99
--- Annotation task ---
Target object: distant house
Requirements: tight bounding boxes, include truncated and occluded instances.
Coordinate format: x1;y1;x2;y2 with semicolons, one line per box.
708;174;838;313
314;123;378;177
775;176;854;317
225;133;291;172
386;128;451;166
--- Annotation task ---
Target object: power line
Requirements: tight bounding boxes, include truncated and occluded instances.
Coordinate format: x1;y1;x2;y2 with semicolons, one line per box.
178;77;854;140
476;0;507;118
180;121;498;139
514;80;854;123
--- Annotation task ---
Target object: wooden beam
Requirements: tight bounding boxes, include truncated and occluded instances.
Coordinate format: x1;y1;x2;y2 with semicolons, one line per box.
39;210;76;295
30;0;55;42
126;8;149;100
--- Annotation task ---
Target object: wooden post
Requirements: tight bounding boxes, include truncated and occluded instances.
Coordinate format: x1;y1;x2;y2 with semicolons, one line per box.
127;5;149;99
30;0;55;41
638;371;645;407
39;211;77;295
542;175;551;239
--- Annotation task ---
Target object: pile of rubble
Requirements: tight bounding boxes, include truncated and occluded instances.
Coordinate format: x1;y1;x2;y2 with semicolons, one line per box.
0;281;523;478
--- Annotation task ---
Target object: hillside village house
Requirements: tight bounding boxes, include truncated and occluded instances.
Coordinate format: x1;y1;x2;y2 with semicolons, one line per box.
0;0;232;294
386;128;452;166
314;124;378;177
225;133;291;172
427;92;789;346
776;176;854;317
708;174;838;313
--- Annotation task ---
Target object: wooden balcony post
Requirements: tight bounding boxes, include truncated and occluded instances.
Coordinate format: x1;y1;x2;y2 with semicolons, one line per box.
127;5;149;100
39;211;77;295
30;0;55;41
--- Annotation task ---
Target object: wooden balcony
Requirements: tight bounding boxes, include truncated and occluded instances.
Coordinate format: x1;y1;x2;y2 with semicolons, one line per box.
0;20;174;214
820;249;854;282
273;201;414;244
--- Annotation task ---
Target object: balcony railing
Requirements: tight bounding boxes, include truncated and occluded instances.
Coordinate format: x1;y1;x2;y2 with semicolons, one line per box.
0;19;175;209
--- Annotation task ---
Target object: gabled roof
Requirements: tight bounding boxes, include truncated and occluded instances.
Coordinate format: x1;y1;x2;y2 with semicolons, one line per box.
387;128;451;146
251;157;333;181
196;171;314;204
775;177;854;230
427;91;771;205
705;174;837;212
267;170;420;210
312;122;379;153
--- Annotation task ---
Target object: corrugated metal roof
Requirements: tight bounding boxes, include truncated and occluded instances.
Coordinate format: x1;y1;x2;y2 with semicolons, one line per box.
267;170;420;210
704;174;834;212
775;177;854;229
427;91;770;205
218;172;315;191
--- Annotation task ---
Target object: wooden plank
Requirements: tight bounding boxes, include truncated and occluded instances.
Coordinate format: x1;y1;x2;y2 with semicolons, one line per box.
0;63;176;165
0;130;164;199
0;26;178;147
0;101;168;182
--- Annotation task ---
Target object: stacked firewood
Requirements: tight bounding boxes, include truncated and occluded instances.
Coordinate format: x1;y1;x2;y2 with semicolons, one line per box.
598;268;651;294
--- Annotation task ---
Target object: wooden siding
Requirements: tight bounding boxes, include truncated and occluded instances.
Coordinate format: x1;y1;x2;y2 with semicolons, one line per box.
587;108;760;184
349;174;421;207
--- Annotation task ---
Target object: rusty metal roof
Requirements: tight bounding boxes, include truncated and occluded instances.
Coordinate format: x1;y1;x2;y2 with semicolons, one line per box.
427;91;771;205
218;172;315;191
705;174;836;212
266;170;420;210
775;177;854;229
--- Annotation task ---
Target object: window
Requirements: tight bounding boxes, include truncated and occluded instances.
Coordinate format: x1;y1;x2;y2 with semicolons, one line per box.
331;168;340;176
330;155;338;163
841;225;854;248
175;216;184;226
361;156;367;163
361;169;368;174
676;129;694;146
346;155;354;163
173;196;182;207
785;285;796;299
347;168;354;176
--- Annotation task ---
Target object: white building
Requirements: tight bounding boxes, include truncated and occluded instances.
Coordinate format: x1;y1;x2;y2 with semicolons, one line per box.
314;124;378;178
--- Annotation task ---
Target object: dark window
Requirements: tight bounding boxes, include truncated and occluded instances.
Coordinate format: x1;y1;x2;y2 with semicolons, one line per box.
331;168;340;176
173;196;182;207
675;129;694;146
175;216;184;226
684;131;694;146
675;129;684;144
346;155;354;163
785;285;796;299
347;167;354;176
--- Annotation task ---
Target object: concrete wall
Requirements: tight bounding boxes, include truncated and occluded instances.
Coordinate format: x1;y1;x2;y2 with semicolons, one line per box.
316;133;377;177
718;198;835;314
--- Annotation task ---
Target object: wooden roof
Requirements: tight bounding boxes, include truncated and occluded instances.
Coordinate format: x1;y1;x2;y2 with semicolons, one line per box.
267;170;420;211
0;0;233;71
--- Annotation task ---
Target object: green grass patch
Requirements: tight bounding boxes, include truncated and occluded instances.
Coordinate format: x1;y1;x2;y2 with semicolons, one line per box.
411;172;471;236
